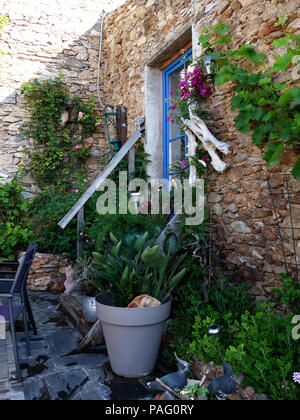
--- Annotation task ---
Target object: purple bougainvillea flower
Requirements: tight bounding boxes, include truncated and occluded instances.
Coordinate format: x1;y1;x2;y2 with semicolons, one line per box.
78;112;83;119
180;160;187;169
85;240;89;243
74;145;81;150
64;258;68;263
293;372;300;384
75;189;79;193
80;232;84;236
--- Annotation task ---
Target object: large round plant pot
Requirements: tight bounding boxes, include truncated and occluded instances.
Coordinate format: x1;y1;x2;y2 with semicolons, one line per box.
96;293;172;378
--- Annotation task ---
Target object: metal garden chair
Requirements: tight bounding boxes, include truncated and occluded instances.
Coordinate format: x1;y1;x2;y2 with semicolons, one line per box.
0;242;38;335
0;244;37;382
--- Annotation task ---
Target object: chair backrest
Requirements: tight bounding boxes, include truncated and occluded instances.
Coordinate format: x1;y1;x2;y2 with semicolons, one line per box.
10;243;37;294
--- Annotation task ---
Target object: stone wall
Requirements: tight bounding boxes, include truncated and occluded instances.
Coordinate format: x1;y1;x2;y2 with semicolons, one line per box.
100;0;300;295
1;0;300;295
0;0;127;191
19;252;66;292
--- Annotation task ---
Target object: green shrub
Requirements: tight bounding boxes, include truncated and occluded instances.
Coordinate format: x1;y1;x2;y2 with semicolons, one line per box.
20;75;99;188
0;178;34;260
190;303;300;400
164;277;253;363
274;275;300;313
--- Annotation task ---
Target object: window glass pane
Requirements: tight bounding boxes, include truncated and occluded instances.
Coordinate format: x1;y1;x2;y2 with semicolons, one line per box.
169;116;181;139
169;64;185;93
169;65;185;140
169;137;185;167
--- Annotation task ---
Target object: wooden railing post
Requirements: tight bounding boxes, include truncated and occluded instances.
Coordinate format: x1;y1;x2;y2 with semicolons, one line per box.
77;206;84;258
128;147;135;180
58;117;145;230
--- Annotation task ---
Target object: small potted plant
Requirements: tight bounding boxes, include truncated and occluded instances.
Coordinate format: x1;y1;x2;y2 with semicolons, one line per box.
90;232;186;378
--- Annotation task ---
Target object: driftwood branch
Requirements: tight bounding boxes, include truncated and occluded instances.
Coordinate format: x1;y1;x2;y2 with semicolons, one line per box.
155;378;184;400
198;361;214;389
182;105;232;182
79;319;103;350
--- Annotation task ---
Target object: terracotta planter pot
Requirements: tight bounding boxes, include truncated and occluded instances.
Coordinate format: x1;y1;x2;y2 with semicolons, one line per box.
96;293;171;378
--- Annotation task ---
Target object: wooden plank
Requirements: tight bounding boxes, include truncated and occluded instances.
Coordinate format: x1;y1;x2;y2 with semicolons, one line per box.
159;40;193;71
77;207;84;258
128;147;135;180
78;320;103;350
58;118;145;230
60;294;91;337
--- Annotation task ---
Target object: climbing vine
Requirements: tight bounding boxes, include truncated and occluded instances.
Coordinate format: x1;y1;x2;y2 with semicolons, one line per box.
20;74;102;188
0;15;8;56
198;20;300;178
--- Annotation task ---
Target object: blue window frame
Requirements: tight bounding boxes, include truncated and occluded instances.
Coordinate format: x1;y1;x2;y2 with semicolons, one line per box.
162;48;192;180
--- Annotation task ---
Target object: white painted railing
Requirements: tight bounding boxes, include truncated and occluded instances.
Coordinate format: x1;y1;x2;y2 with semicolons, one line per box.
58;117;145;257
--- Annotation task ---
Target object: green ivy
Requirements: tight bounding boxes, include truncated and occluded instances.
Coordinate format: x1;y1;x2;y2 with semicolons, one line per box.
190;303;300;400
199;21;300;178
0;15;8;56
0;177;34;260
20;75;100;188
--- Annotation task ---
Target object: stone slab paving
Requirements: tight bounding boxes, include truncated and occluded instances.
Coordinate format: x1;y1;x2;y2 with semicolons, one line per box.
0;333;24;400
1;292;156;400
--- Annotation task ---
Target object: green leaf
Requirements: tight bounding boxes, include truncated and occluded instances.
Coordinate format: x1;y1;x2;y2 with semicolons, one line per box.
136;231;149;252
258;77;272;86
210;51;222;60
215;67;233;86
142;247;166;268
214;23;230;34
263;142;284;166
216;36;232;44
290;88;300;105
263;111;276;122
252;126;268;145
274;15;288;27
169;268;187;291
198;34;211;48
291;159;300;179
273;83;289;92
163;232;179;256
251;53;266;63
109;232;118;244
269;53;293;73
278;90;295;106
273;37;290;48
120;266;129;290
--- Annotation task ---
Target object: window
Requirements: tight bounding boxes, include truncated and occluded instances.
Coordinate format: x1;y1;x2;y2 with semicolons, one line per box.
162;48;192;180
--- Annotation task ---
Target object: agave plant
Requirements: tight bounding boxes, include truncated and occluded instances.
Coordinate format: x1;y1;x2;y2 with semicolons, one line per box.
90;231;187;307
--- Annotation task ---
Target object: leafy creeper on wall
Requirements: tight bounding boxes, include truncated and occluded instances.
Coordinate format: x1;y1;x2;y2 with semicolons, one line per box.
198;20;300;178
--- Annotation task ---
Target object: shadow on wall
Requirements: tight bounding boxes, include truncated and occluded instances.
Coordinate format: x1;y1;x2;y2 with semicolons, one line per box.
0;0;128;190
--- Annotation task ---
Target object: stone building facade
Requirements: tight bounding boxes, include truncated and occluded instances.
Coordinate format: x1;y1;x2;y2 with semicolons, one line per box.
1;0;300;295
0;0;126;191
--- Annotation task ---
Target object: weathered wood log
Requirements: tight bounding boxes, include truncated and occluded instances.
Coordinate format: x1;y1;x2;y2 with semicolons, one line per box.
182;104;232;176
78;319;103;350
60;294;90;337
60;294;104;347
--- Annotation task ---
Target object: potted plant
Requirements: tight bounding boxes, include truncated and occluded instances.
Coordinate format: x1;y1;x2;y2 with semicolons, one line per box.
90;232;187;378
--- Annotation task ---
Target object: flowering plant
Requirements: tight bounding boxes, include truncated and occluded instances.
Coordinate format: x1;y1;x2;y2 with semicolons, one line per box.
167;63;212;179
168;63;212;126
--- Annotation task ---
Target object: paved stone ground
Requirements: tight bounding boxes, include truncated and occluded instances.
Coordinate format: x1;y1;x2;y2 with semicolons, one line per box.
1;292;159;400
0;333;24;400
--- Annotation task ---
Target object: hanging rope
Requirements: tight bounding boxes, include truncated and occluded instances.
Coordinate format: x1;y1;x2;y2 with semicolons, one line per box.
97;11;110;109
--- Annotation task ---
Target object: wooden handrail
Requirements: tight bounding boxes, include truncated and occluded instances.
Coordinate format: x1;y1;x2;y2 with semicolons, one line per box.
58;117;145;230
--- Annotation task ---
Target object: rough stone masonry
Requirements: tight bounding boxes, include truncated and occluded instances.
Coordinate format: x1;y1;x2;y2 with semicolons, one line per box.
1;0;300;295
